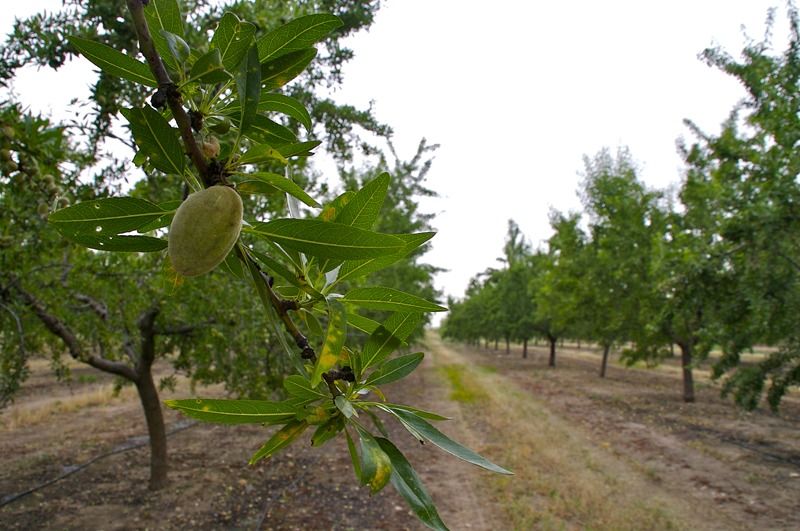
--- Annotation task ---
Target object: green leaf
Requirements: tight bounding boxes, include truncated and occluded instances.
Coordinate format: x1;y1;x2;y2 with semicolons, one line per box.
319;173;390;272
342;287;447;313
334;395;357;419
246;219;405;260
235;171;319;208
249;420;308;465
259;93;312;130
320;191;355;222
136;199;180;233
238;143;288;165
345;427;362;482
355;426;392;493
376;438;449;531
257;14;343;61
389;409;513;475
360;312;421;370
261;48;316;91
311;301;347;386
245;115;297;146
337;173;390;230
276;140;321;158
161;30;190;67
68;36;157;87
144;0;184;72
210;12;257;71
220;249;246;279
248;249;304;290
187;48;230;84
49;197;165;236
364;352;424;387
377;403;450;422
283;374;327;401
236;45;261;134
346;312;381;335
336;232;436;285
64;233;167;252
121;107;185;175
164;398;298;425
311;416;344;447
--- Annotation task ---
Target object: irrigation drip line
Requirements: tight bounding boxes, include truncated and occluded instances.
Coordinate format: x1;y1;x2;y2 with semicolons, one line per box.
0;419;197;508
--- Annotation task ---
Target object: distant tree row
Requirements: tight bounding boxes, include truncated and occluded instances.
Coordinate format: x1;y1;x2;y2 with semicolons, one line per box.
443;7;800;410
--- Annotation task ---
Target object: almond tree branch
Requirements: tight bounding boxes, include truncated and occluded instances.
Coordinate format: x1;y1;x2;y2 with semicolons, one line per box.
125;0;212;186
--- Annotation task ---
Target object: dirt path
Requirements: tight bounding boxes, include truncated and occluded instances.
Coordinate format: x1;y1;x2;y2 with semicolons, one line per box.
427;333;800;530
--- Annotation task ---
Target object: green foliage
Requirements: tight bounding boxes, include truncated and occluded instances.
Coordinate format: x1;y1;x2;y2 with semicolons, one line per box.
24;3;510;526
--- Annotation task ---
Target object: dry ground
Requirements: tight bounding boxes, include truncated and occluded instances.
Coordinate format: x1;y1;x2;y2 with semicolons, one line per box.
1;334;798;530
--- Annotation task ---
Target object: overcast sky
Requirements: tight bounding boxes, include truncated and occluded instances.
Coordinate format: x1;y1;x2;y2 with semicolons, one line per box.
1;0;792;308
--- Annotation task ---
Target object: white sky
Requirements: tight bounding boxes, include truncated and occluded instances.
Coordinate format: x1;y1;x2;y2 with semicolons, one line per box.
1;0;792;308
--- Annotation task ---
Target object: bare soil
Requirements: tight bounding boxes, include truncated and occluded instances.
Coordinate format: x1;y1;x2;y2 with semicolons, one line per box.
2;336;799;530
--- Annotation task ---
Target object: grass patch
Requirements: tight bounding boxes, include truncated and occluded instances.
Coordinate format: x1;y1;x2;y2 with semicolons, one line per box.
1;384;137;430
438;365;487;403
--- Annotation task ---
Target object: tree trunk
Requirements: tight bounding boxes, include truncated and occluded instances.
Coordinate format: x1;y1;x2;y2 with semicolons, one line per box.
577;339;581;349
548;335;557;367
505;336;510;355
599;343;611;378
679;342;695;403
494;338;498;351
484;338;489;350
522;338;528;359
135;371;169;490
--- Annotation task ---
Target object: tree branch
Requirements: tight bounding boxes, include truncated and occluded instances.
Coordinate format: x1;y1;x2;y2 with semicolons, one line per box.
125;0;213;186
10;279;137;381
136;305;160;375
154;319;216;336
74;293;109;321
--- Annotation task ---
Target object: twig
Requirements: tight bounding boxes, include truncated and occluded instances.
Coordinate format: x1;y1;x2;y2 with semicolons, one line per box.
125;0;212;186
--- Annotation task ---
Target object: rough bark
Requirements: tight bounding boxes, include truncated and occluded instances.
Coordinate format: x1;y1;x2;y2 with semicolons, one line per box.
599;343;611;378
548;335;557;367
522;338;528;359
679;341;695;403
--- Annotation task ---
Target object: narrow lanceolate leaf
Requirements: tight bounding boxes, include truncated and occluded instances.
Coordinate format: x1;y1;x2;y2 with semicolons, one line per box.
377;403;450;422
318;173;390;273
236;44;261;134
276;140;321;158
257;14;343;61
248;249;304;290
249;420;308;465
342;287;447;313
390;409;513;475
311;301;347;386
337;173;390;230
376;438;449;531
355;426;392;494
320;191;355;222
164;398;298;425
245;115;298;146
235;171;319;207
283;374;327;401
336;232;436;285
49;197;165;236
259;93;312;130
261;48;317;91
345;427;362;482
65;233;167;252
238;143;288;166
121;107;185;175
360;312;422;370
68;36;157;87
364;352;424;387
210;12;256;71
187;48;230;85
144;0;184;72
346;312;381;336
246;219;405;261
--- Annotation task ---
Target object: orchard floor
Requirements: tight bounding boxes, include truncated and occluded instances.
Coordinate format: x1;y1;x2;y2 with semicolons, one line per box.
0;334;798;530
